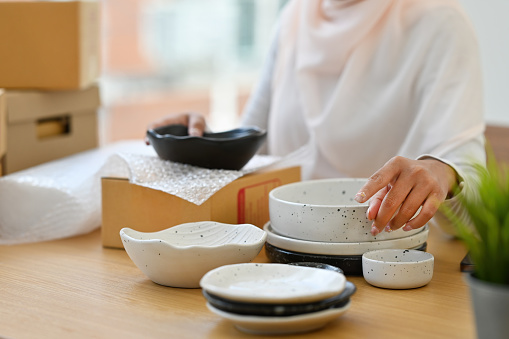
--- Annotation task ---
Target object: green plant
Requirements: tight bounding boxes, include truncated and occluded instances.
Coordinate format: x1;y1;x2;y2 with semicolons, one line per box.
441;154;509;285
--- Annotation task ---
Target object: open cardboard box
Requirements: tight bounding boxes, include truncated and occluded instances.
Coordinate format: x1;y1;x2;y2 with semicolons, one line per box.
2;84;100;174
101;166;301;249
0;0;100;90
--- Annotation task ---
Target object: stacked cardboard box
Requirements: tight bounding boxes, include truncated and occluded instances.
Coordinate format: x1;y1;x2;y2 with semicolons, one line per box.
0;1;101;175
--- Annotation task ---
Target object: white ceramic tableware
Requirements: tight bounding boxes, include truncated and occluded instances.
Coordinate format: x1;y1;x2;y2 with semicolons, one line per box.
362;249;434;289
200;263;346;303
264;222;429;256
206;301;351;335
269;178;421;243
120;221;267;288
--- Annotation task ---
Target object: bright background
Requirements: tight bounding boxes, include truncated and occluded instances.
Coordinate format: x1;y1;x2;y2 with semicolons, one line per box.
99;0;508;145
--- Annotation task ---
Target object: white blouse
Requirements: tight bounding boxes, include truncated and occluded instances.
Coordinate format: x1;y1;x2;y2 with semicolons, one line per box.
241;0;486;235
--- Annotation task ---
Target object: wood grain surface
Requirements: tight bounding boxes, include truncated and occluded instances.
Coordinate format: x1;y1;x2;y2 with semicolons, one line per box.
0;226;474;339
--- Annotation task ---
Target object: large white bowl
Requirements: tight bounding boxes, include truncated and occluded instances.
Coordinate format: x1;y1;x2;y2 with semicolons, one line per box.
269;178;421;243
120;222;266;288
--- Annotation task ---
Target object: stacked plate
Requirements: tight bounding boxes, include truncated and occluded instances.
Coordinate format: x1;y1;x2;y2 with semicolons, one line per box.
200;263;356;335
267;179;430;275
265;223;428;275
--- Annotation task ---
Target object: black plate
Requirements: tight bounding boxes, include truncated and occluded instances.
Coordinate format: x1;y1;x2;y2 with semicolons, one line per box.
265;242;428;276
202;281;356;317
288;262;344;275
146;124;267;170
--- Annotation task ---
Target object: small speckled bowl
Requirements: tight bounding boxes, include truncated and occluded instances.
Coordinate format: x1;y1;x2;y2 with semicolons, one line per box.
120;222;267;288
269;179;421;243
362;249;434;289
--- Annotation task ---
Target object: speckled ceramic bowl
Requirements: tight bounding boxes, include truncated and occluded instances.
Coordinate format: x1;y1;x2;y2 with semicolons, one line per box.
269;179;421;243
146;124;267;170
120;222;267;288
362;249;434;289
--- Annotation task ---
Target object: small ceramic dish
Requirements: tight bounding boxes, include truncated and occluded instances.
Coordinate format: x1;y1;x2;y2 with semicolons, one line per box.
202;281;355;317
265;242;428;276
200;263;346;304
206;300;351;335
264;222;429;256
269;178;421;243
362;249;434;289
146;124;267;170
120;221;267;288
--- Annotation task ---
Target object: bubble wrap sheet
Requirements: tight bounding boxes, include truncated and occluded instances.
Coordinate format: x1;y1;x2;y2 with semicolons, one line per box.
0;141;280;245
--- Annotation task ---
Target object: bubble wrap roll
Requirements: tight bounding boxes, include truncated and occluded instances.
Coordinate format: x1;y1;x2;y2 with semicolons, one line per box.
0;141;153;245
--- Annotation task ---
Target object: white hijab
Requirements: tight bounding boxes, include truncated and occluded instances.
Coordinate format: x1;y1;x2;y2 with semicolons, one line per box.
268;0;484;180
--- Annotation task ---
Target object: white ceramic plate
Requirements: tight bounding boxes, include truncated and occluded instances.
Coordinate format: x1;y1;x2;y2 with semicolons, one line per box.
264;222;429;256
200;263;346;304
206;301;351;335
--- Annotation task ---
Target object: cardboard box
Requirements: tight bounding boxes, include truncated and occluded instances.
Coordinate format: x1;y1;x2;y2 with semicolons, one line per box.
0;1;100;90
3;84;100;174
101;166;301;248
0;89;6;161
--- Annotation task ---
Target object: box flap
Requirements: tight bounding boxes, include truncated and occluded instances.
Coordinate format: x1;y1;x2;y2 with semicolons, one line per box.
0;89;6;156
6;83;100;124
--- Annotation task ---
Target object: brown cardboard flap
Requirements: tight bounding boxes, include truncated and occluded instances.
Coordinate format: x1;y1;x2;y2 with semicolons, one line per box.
0;90;6;157
6;84;100;124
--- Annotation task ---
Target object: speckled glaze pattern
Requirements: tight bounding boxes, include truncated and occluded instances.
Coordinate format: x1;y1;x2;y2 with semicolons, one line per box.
264;222;429;256
269;179;421;243
200;263;346;303
362;249;434;289
120;222;267;288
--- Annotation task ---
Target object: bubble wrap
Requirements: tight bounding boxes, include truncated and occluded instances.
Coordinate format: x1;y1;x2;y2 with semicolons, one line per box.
0;141;280;245
106;152;279;205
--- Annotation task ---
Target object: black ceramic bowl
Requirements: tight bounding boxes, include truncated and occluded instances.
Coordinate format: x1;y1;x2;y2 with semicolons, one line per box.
202;281;356;317
146;124;267;170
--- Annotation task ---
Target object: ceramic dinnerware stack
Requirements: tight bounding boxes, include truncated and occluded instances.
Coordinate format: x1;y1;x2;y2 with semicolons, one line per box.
200;263;356;335
266;179;430;275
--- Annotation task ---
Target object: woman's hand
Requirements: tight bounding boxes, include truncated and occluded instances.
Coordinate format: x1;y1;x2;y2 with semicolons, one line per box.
354;156;457;235
145;112;207;145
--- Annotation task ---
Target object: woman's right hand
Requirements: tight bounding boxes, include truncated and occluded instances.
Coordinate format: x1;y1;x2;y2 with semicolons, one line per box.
145;112;207;145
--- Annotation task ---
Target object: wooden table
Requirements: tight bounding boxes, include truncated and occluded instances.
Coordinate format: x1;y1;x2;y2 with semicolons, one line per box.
0;226;475;339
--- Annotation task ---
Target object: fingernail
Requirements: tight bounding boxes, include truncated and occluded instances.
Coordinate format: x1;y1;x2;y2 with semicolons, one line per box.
371;225;380;236
355;192;367;203
384;225;393;233
403;224;413;232
189;127;200;136
366;205;371;220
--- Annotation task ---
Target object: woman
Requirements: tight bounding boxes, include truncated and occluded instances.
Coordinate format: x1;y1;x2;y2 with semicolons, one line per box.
148;0;485;236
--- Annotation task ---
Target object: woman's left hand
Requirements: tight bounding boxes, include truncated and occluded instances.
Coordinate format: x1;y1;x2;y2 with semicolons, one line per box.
354;156;457;236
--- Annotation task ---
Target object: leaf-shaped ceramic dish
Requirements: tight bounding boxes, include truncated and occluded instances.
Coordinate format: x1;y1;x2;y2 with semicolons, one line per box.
146;124;267;170
120;222;267;288
200;263;346;304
